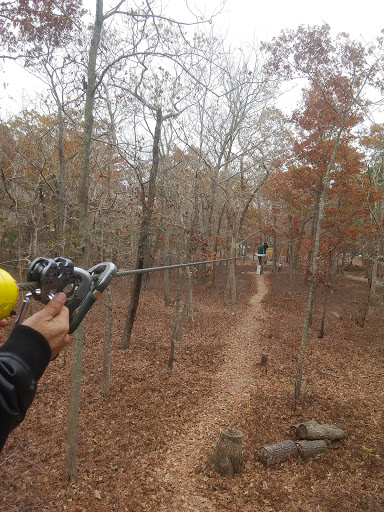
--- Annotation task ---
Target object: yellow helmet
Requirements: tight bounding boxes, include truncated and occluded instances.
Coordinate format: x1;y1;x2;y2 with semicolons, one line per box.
0;268;18;320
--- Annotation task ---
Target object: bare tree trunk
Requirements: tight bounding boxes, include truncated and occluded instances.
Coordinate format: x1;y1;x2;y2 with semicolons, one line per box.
64;0;103;481
211;205;225;289
318;252;337;338
120;256;144;349
163;228;171;306
185;267;194;321
228;237;237;316
175;267;193;339
101;285;113;395
272;231;277;273
357;255;378;328
77;1;103;263
368;252;378;315
318;284;329;339
143;232;159;290
28;220;38;262
57;108;67;254
206;163;220;241
340;250;346;274
120;107;163;349
17;220;23;282
295;125;344;408
64;323;84;481
224;266;230;306
288;242;295;290
100;83;117;396
168;268;184;373
306;187;320;273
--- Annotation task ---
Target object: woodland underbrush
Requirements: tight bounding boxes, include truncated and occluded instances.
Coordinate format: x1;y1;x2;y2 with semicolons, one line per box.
0;262;383;512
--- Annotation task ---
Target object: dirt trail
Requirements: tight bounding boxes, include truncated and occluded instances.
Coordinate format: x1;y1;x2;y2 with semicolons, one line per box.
157;273;268;512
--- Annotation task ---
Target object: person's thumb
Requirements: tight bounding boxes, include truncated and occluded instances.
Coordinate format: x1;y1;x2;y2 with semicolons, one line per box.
43;292;67;319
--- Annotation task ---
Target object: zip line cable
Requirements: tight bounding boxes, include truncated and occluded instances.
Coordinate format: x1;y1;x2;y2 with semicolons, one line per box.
114;256;244;277
16;256;245;292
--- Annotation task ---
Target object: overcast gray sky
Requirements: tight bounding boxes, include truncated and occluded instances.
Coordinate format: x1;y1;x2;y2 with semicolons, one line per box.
1;0;383;117
214;0;383;44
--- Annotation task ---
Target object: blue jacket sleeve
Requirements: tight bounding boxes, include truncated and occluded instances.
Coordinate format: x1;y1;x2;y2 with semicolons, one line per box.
0;325;51;451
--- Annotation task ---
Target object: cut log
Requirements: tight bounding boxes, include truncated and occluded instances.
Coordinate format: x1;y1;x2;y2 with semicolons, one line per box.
296;439;327;459
212;428;243;477
290;420;318;440
297;423;345;442
255;440;299;466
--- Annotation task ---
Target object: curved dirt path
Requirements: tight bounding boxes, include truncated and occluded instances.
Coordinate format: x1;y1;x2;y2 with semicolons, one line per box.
157;273;268;512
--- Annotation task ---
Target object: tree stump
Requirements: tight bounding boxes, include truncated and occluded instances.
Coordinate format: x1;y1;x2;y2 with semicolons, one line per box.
296;440;327;459
297;423;345;442
212;428;243;477
255;440;299;466
259;353;269;374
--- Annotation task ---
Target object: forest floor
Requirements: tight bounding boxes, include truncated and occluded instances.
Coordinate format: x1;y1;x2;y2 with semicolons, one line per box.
1;260;384;512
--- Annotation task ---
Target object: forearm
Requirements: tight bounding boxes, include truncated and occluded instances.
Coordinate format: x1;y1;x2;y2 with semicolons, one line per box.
0;325;51;451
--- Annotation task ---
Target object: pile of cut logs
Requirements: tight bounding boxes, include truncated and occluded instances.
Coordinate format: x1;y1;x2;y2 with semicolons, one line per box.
255;420;345;466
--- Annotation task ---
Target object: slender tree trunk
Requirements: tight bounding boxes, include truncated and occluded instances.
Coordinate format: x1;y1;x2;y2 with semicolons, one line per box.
318;284;329;339
168;268;184;373
101;285;113;395
161;181;171;305
358;254;378;328
100;83;117;395
229;236;237;316
272;230;277;274
57;108;67;254
163;229;171;306
143;233;159;290
77;1;103;262
206;164;220;241
295;125;344;408
175;267;193;339
29;221;38;262
64;0;103;481
64;323;84;481
211;205;224;288
318;252;336;338
17;219;23;282
368;252;379;315
120;107;163;349
288;242;295;290
340;250;346;274
306;187;320;273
